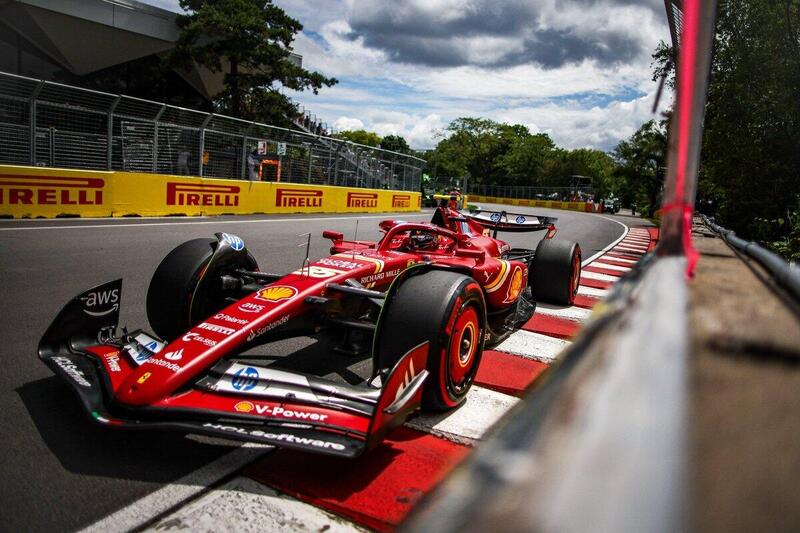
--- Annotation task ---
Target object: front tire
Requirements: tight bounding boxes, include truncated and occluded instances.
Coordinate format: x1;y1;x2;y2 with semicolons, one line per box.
375;270;486;411
530;239;581;306
146;238;256;341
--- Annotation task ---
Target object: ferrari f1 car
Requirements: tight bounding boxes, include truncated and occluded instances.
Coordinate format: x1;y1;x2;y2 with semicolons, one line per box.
39;206;581;458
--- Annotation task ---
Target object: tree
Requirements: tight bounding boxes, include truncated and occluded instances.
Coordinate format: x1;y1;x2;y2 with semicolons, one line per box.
612;120;667;216
496;133;555;185
172;0;337;126
334;129;381;147
651;0;800;247
379;135;410;153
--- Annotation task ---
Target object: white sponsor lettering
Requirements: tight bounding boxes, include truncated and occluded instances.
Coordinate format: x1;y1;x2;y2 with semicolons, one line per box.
197;322;236;335
145;358;181;372
52;356;91;387
360;267;402;285
246;315;289;342
80;288;119;317
238;302;265;313
202;423;345;451
163;348;183;361
182;332;216;347
318;258;361;270
104;352;121;372
293;266;342;278
214;313;249;325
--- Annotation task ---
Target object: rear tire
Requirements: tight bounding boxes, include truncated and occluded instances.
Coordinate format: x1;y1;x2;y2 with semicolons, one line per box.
146;239;256;341
530;239;581;306
375;270;486;411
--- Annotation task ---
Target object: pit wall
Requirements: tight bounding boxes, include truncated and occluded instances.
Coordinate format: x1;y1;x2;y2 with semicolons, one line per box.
0;165;421;218
469;194;602;213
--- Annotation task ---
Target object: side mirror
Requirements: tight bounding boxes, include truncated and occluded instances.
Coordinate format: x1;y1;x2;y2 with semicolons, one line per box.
378;219;396;232
322;230;343;242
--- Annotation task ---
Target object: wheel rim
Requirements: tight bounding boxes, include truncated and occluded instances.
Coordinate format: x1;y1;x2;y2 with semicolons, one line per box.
448;305;480;389
570;250;581;298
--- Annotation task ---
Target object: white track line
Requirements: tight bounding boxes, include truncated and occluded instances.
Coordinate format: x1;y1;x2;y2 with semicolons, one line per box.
406;385;519;445
600;256;637;264
146;476;364;533
589;261;631;272
535;303;592;322
581;214;630;266
581;270;619;282
616;243;648;251
81;446;268;533
495;330;570;363
578;286;610;298
0;213;429;232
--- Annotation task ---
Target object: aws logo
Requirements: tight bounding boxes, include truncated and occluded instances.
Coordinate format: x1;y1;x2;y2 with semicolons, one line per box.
80;288;119;317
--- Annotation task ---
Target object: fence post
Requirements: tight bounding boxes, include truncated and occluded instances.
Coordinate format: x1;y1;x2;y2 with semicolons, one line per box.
198;113;213;177
152;104;166;173
106;96;121;170
307;143;313;183
29;80;44;166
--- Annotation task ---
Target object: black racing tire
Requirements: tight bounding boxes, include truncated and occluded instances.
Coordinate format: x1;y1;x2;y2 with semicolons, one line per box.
146;238;256;341
530;239;582;306
375;270;486;411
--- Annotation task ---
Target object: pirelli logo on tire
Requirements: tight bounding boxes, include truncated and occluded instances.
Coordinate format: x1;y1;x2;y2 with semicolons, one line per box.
166;182;240;207
0;175;104;206
276;187;323;208
346;191;378;208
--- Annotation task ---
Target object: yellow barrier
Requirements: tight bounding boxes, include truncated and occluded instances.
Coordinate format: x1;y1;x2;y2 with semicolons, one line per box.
0;165;421;218
468;194;600;213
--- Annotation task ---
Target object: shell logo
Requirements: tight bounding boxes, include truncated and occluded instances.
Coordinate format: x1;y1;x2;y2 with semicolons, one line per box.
234;401;255;413
505;266;524;303
255;285;298;303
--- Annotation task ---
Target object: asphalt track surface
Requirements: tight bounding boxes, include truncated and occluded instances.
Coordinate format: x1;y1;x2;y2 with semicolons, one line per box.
0;204;627;532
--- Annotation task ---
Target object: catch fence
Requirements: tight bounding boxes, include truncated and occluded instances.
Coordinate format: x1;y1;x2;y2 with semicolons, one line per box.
0;71;424;192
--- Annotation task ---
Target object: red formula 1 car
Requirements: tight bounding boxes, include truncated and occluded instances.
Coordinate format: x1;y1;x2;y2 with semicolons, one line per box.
39;206;581;457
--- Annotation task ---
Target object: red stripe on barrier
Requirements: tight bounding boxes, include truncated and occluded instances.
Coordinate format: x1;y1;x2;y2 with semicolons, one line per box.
522;313;580;339
583;265;625;277
580;278;612;290
574;294;600;309
476;350;549;396
646;227;660;251
245;427;469;531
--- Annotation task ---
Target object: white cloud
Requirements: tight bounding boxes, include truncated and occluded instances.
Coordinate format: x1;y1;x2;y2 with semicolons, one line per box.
333;116;365;131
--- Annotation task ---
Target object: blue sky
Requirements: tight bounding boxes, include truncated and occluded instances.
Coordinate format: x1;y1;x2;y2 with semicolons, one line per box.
144;0;670;151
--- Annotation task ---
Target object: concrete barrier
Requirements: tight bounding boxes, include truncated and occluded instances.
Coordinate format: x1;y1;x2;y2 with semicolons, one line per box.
0;165;421;218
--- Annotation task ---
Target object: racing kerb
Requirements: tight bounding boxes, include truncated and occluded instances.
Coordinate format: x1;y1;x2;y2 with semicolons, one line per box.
0;164;421;218
108;222;660;532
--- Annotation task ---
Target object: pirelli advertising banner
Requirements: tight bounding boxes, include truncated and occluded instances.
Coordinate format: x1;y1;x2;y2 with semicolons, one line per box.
469;194;601;213
0;165;420;218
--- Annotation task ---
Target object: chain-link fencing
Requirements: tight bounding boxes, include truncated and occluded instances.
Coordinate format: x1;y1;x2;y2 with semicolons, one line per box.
0;71;425;192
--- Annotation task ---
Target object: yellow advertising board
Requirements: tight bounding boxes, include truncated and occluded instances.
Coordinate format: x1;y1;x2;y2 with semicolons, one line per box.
469;194;600;213
0;165;420;218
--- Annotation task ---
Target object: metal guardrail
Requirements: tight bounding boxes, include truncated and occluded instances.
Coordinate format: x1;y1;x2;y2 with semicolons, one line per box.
0;71;424;192
702;216;800;305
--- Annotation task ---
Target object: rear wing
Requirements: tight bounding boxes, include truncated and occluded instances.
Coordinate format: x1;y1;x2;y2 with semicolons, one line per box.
465;210;558;238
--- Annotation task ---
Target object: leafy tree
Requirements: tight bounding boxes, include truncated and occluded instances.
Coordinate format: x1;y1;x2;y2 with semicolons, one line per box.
379;134;410;153
612;120;668;216
651;0;800;248
172;0;337;126
334;129;382;147
497;133;555;185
